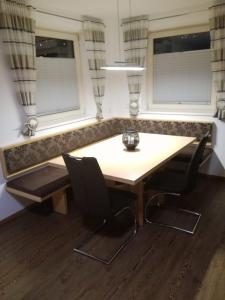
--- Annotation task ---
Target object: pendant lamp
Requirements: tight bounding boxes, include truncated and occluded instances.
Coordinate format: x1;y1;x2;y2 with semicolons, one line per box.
101;0;144;71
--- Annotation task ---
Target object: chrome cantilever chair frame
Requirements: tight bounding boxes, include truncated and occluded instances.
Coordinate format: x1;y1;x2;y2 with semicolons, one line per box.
144;192;201;235
74;206;137;265
144;133;208;235
62;154;137;265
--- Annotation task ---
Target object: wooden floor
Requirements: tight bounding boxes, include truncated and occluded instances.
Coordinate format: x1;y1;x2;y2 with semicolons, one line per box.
0;176;225;300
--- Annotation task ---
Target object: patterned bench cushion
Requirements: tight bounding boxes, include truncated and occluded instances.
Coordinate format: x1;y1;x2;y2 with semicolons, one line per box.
165;145;213;173
2;119;118;176
115;118;212;141
1;117;213;178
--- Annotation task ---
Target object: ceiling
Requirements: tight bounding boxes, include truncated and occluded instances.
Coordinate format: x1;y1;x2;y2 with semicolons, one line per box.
31;0;212;20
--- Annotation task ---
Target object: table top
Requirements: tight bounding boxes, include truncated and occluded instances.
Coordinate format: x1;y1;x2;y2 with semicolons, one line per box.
49;133;195;186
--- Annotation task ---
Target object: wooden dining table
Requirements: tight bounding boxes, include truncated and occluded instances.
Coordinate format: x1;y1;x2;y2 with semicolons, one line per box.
49;133;196;226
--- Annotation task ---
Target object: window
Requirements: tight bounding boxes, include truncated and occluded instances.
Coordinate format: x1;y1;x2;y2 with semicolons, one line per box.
35;30;83;126
36;36;75;58
154;32;210;54
148;26;214;114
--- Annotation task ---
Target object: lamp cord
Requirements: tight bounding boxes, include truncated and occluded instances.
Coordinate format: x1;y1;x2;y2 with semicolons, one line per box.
117;0;121;61
129;0;132;64
129;0;132;18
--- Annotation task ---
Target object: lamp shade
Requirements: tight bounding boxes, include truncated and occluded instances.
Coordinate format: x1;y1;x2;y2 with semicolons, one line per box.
101;61;144;71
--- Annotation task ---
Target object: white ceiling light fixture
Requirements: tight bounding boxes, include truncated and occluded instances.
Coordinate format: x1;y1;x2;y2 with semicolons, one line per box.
102;61;145;71
101;0;144;71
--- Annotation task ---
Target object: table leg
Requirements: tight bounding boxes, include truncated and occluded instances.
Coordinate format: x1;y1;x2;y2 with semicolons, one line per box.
132;181;144;226
52;190;68;215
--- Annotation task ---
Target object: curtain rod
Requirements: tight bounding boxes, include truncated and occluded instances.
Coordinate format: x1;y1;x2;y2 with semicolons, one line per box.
149;8;208;22
36;9;83;23
36;7;209;24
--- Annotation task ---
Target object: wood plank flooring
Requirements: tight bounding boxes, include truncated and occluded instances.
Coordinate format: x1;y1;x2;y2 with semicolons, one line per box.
0;176;225;300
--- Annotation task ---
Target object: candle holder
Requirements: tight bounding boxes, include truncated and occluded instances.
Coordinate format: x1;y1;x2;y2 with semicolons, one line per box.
122;129;139;151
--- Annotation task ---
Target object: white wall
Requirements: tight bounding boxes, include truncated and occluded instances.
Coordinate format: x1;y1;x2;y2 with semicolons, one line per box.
0;8;225;222
208;119;225;177
0;38;32;220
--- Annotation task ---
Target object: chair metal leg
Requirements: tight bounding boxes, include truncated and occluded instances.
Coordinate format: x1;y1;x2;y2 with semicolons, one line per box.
145;192;201;235
73;207;137;264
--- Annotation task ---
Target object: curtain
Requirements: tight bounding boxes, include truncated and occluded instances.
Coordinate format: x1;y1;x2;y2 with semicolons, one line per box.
210;0;225;121
0;0;37;136
122;15;149;117
83;16;106;120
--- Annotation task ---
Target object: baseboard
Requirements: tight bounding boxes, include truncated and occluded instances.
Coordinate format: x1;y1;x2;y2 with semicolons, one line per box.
0;206;29;226
0;200;55;227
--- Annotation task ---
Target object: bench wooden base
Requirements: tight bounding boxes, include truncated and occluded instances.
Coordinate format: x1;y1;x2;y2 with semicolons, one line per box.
6;185;70;215
52;190;68;215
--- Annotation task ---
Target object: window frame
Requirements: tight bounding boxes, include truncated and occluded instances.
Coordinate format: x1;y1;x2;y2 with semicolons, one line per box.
147;25;216;115
35;28;84;129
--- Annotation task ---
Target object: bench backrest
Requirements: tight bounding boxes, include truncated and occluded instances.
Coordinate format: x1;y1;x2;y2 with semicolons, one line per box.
0;117;213;179
115;118;212;141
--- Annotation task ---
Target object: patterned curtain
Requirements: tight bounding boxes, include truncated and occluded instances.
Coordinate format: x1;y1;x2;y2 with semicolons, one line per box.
0;0;37;136
210;0;225;121
83;16;106;120
122;15;149;117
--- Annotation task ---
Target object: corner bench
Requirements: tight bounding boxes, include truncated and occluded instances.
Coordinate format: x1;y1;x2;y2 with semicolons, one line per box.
0;117;213;215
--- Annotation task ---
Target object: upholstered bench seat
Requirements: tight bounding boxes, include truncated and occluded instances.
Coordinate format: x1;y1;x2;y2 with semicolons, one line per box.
6;165;70;214
172;144;213;162
165;144;213;172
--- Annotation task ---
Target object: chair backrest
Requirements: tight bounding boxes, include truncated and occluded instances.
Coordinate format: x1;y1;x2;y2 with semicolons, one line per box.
62;153;111;219
184;133;209;192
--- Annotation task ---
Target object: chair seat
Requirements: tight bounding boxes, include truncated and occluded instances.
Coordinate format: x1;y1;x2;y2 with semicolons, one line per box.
165;145;212;173
108;187;136;215
144;171;187;194
172;144;212;162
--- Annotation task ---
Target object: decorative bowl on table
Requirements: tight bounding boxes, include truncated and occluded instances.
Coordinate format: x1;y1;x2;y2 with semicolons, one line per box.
122;129;139;151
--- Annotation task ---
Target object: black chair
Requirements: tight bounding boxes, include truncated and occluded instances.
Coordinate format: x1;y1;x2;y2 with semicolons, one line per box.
62;153;137;264
165;132;211;173
144;133;209;234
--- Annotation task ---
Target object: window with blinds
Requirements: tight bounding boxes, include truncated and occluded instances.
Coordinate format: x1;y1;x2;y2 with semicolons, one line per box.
152;32;211;105
35;34;80;116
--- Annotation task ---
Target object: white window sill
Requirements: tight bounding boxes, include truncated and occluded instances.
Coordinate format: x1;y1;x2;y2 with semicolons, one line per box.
139;111;215;122
36;113;97;133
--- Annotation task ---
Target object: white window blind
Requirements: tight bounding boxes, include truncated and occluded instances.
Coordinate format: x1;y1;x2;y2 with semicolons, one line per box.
36;57;80;115
153;49;211;104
